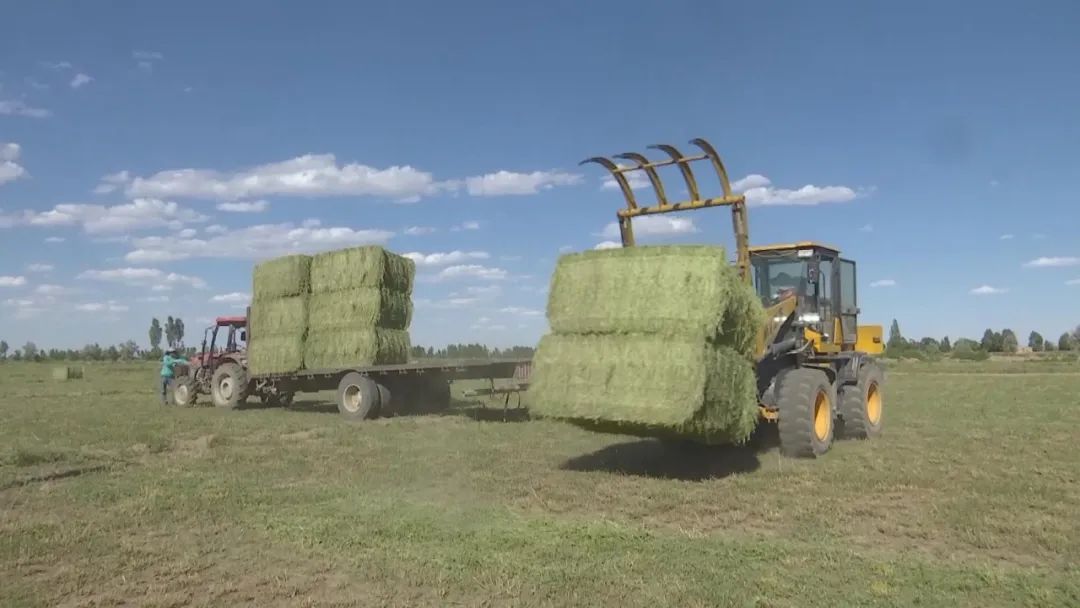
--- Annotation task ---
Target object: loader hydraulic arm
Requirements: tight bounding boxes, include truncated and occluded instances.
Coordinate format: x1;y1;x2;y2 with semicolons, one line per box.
581;138;751;284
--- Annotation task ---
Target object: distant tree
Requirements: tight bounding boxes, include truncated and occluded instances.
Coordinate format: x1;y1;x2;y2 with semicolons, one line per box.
940;336;952;352
919;337;940;351
165;316;177;348
980;329;996;352
887;319;904;349
105;345;120;361
1060;332;1075;351
11;349;22;361
22;341;39;361
1028;331;1045;352
175;318;186;348
119;340;140;360
0;340;7;360
1001;329;1018;354
1045;340;1056;352
149;318;163;352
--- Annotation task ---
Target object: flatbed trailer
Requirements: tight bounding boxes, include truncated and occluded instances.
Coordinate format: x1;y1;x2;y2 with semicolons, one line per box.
246;358;532;420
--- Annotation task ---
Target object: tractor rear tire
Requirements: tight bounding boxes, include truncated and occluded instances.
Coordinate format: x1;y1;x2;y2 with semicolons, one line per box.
211;362;249;410
776;368;835;458
336;372;382;420
172;376;198;407
838;363;884;439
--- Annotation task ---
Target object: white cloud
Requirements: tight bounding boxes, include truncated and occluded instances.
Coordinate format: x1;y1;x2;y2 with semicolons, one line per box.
601;169;652;192
599;215;698;240
414;297;480;309
452;285;502;299
5;199;207;234
93;170;132;194
204;224;227;234
1;142;28;185
1024;256;1080;268
125;154;443;202
859;224;874;233
41;60;73;70
403;251;490;267
138;295;170;302
70;73;93;89
594;240;621;250
44;236;65;243
731;174;772;192
2;296;49;319
471;321;508;331
210;292;250;304
434;265;508;281
465;170;581;196
75;301;129;313
730;174;861;206
78;267;207;290
0;100;51;118
0;276;27;287
124;221;393;262
217;200;269;213
499;306;542;317
870;279;896;288
26;263;53;273
970;285;1007;295
404;226;436;236
176;228;197;238
999;234;1014;240
35;284;73;296
450;220;481;232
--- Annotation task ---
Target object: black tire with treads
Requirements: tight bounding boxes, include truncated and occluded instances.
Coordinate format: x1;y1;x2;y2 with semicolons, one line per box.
838;363;884;439
776;367;835;458
211;362;249;409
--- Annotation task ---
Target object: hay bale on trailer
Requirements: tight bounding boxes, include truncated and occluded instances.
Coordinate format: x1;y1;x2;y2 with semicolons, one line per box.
527;245;765;445
304;328;411;370
248;254;313;376
309;246;415;295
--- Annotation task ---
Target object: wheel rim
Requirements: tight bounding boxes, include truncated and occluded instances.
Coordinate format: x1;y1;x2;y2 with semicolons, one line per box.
219;377;234;400
342;384;362;413
813;389;831;441
176;384;189;402
866;382;882;425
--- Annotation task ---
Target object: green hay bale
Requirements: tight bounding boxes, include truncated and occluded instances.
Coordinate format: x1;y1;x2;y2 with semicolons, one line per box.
51;366;84;381
310;246;415;295
525;333;759;445
304;328;410;369
307;288;413;331
247;333;306;376
252;255;312;301
547;245;763;355
248;295;309;336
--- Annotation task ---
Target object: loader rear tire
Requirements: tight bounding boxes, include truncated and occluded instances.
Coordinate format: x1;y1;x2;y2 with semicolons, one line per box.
211;362;249;410
776;368;835;458
838;363;884;439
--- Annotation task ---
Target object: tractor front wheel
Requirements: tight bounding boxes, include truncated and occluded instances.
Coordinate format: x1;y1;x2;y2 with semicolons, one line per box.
211;362;249;409
776;368;835;458
838;363;884;439
172;376;198;407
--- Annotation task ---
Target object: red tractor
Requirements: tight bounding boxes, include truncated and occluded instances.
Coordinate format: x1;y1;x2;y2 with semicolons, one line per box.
172;314;293;408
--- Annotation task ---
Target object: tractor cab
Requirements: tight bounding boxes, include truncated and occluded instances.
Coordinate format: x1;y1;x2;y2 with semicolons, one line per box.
192;316;247;368
749;242;879;354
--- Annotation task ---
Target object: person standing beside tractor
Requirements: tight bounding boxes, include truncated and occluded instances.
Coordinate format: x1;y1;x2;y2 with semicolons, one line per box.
160;349;188;405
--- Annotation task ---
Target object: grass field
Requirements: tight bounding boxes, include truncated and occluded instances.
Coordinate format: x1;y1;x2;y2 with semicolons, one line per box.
2;360;1079;607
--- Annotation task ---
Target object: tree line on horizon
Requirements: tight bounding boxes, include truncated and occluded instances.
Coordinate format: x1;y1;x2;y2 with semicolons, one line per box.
886;319;1080;360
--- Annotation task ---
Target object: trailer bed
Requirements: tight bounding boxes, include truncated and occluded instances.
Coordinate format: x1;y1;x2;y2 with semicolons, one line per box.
251;357;531;383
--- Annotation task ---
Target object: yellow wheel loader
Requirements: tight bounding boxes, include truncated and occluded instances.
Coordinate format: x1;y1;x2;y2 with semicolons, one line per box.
582;138;885;457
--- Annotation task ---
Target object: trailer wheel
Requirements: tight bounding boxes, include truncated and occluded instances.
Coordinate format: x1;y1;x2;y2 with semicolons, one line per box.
838;363;884;439
336;372;381;420
172;376;198;407
421;376;451;413
776;368;835;458
211;362;249;410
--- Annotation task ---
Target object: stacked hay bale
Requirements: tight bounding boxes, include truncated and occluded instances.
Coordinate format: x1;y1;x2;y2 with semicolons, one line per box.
303;246;415;369
247;255;312;375
51;366;84;380
527;245;765;445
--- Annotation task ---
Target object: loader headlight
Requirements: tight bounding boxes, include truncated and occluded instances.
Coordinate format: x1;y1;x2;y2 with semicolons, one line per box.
798;313;821;324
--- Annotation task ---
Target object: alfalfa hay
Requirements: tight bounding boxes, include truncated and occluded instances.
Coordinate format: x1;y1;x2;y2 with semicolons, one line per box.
248;295;309;336
252;254;312;301
525;333;759;445
307;289;413;331
303;328;411;370
247;334;306;376
310;246;415;295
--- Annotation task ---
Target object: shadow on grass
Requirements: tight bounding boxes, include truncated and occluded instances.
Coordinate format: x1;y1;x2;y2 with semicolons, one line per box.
282;400;338;414
561;427;778;481
452;404;531;423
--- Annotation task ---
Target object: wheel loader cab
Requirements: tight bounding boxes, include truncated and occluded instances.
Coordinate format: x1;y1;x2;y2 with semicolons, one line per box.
750;242;882;355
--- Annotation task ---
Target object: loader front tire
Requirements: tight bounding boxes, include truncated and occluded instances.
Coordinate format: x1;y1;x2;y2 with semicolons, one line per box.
777;368;835;458
838;363;884;439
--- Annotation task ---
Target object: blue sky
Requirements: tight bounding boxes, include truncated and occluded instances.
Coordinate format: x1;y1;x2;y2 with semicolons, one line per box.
2;1;1079;349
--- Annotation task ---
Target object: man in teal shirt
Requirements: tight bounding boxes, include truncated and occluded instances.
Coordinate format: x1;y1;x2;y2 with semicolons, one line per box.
160;349;188;405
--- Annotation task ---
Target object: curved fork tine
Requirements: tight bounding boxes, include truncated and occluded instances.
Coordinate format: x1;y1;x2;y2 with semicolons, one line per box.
580;156;638;209
614;152;667;206
689;138;734;197
648;144;701;202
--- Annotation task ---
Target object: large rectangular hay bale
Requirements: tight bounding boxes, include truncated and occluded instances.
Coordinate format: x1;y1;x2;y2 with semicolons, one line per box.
247;333;306;376
307;288;413;331
303;328;410;369
310;246;415;295
547;246;763;354
248;295;309;336
51;366;84;381
252;255;312;300
525;333;759;445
